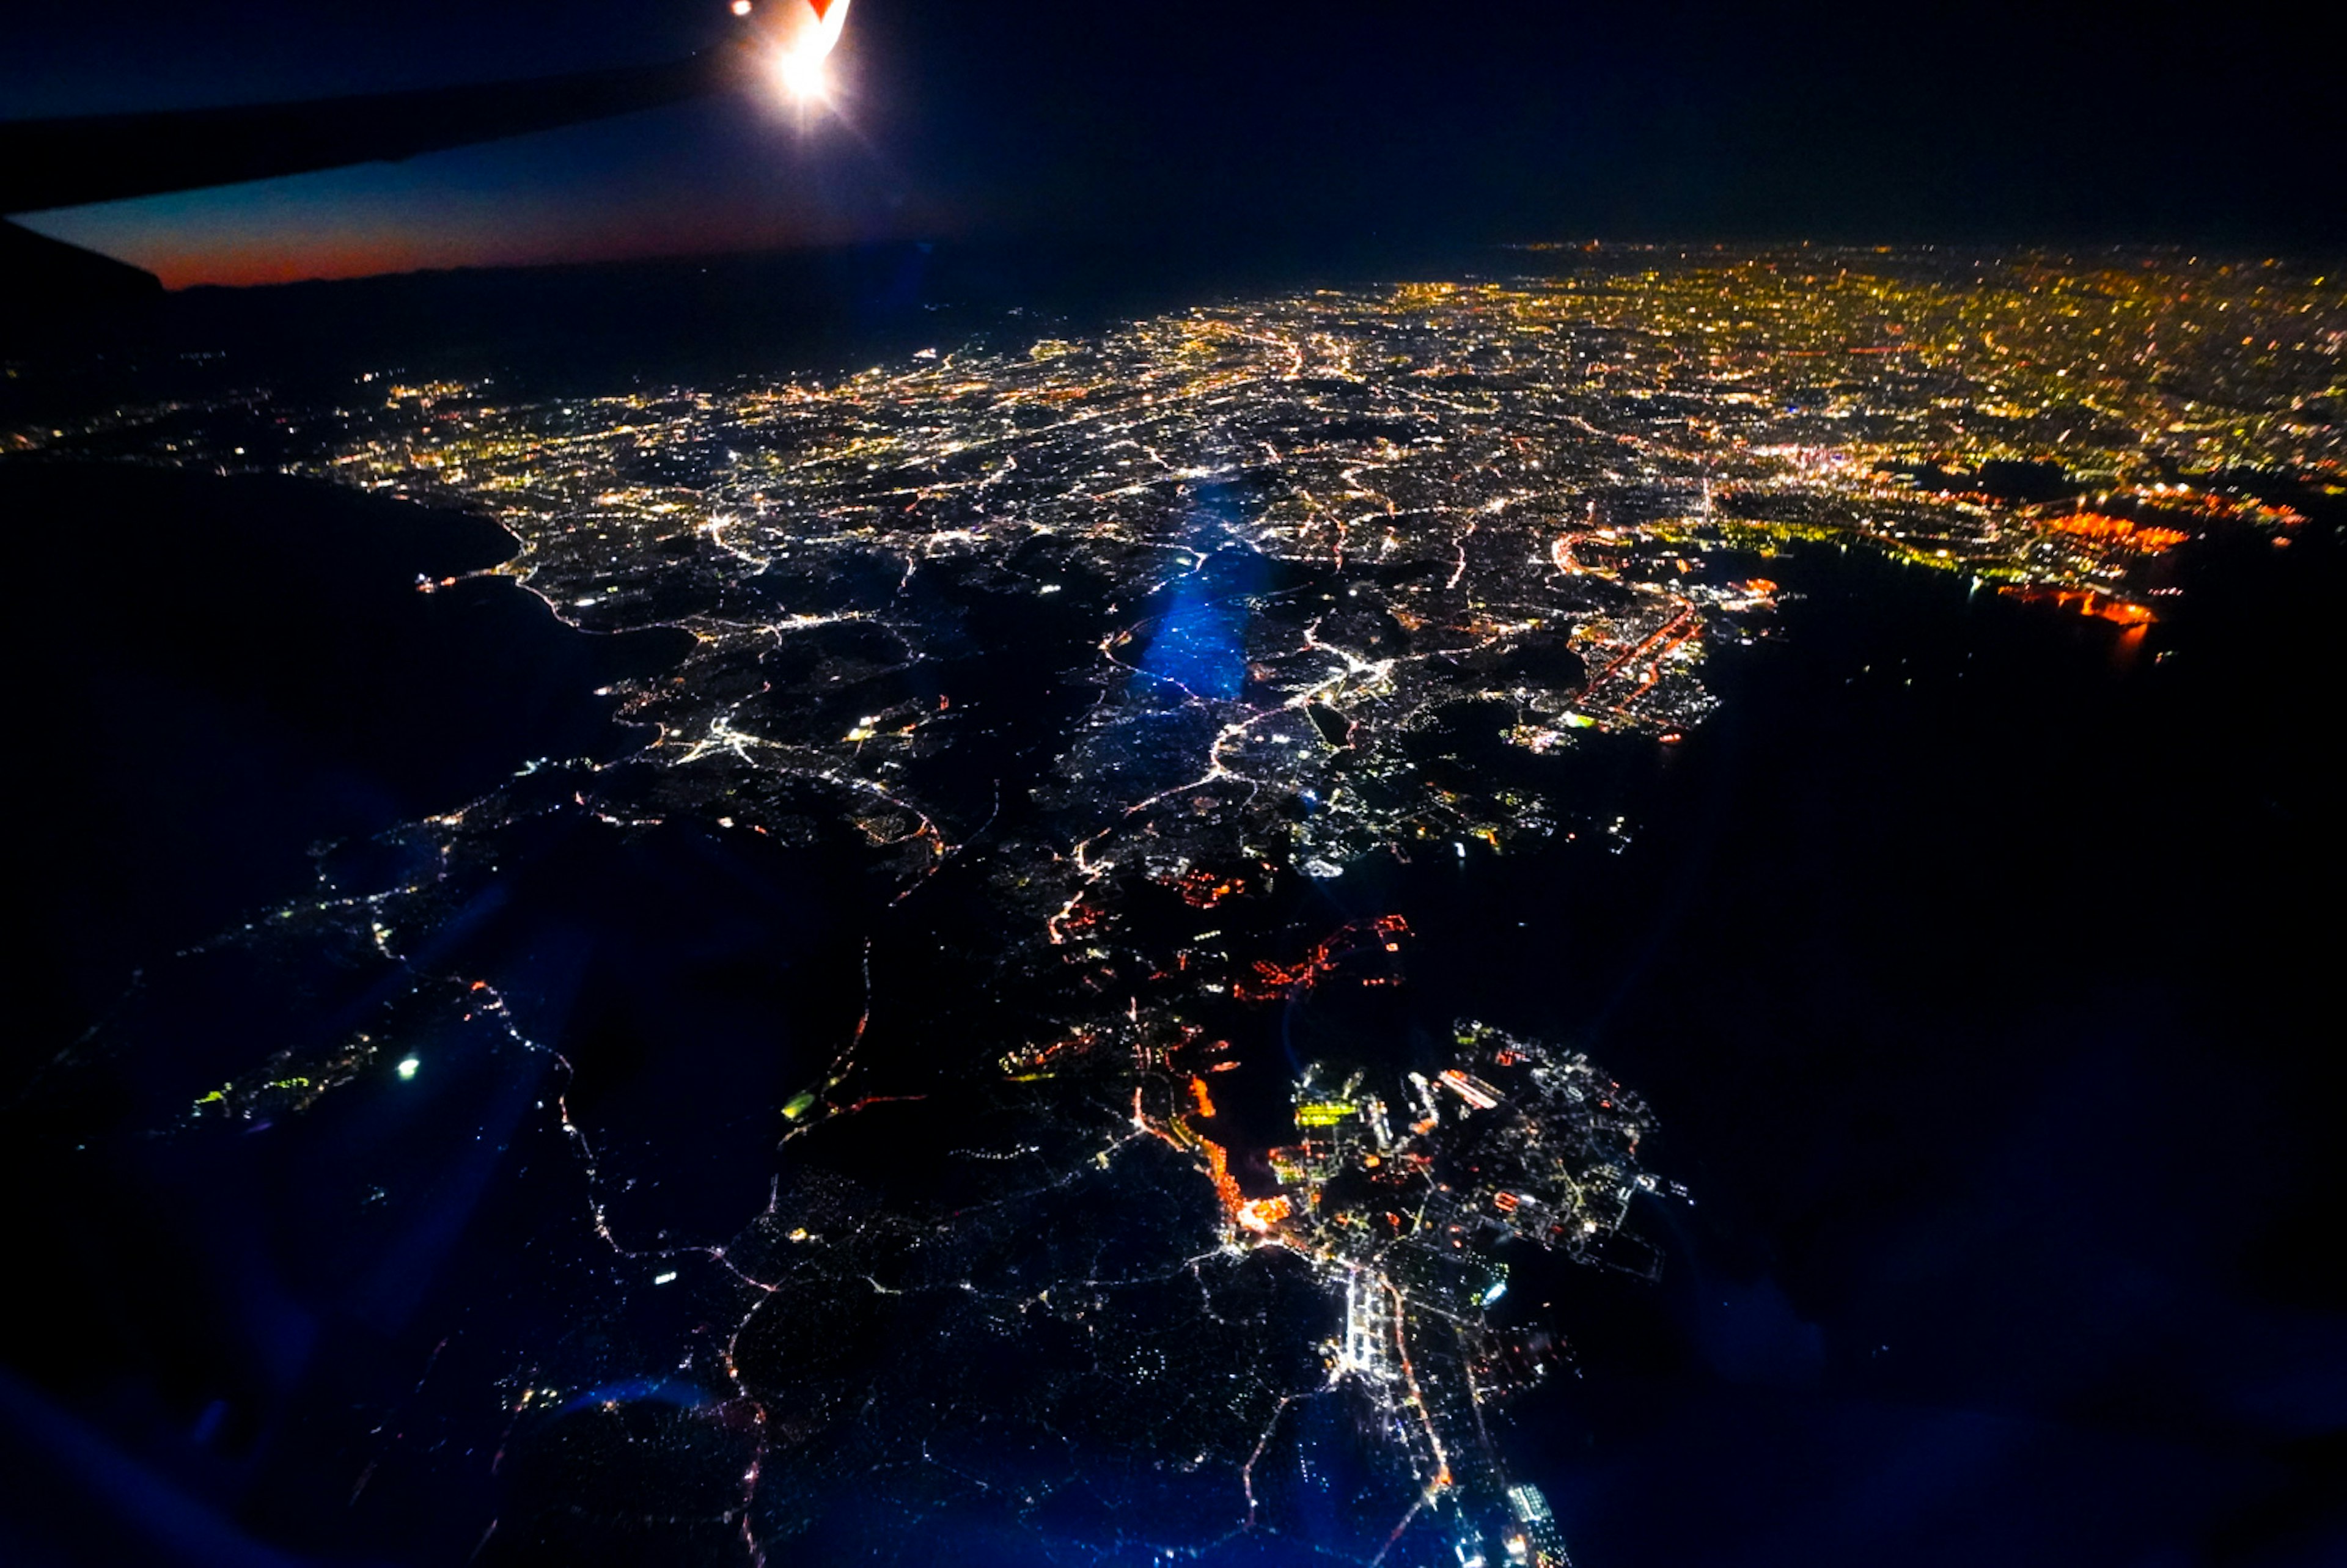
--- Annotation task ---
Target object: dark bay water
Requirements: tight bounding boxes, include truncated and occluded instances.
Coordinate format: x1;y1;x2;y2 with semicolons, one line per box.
1372;536;2347;1566
0;462;692;1066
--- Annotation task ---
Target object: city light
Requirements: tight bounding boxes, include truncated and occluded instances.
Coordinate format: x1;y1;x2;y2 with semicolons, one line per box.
78;244;2336;1568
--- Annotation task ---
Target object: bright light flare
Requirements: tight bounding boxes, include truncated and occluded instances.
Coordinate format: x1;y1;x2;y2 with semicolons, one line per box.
775;48;828;101
759;0;852;105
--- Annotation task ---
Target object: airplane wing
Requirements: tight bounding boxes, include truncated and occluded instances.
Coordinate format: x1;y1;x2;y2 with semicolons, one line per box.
0;48;751;217
0;2;855;325
0;0;860;217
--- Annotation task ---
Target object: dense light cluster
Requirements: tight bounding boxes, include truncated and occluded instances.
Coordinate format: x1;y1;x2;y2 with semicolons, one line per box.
304;249;2336;898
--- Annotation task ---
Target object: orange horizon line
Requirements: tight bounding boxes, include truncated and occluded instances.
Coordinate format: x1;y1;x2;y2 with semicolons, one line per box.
153;230;947;292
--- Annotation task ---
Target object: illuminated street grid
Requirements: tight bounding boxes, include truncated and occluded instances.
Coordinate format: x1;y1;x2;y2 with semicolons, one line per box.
37;248;2341;1566
312;249;2338;888
1126;1017;1673;1564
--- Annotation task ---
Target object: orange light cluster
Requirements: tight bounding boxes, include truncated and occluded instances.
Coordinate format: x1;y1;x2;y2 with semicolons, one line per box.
1156;1074;1294;1241
1199;1138;1248;1221
2046;513;2189;552
1235;1196;1293;1235
1172;866;1247;907
1188;1075;1219;1118
1054;895;1103;936
1235;915;1411;1003
999;1033;1095;1077
2000;585;2158;626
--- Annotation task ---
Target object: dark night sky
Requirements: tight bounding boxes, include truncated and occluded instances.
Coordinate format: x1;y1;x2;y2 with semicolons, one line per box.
6;0;2341;287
